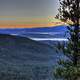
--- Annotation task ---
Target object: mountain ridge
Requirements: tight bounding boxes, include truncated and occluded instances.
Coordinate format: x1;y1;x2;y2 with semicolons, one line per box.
0;34;57;65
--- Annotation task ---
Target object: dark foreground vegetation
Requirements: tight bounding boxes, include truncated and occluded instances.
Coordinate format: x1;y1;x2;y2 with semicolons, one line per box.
55;0;80;80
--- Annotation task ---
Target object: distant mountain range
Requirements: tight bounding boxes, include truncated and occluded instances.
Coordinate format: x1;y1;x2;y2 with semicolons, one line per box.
0;25;68;65
0;25;67;33
0;25;67;67
0;25;67;80
0;25;68;45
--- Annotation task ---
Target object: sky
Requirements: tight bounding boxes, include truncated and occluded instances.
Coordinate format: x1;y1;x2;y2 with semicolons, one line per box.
0;0;61;28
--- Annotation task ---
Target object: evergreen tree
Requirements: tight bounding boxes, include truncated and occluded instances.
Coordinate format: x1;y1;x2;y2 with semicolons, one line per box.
54;0;80;80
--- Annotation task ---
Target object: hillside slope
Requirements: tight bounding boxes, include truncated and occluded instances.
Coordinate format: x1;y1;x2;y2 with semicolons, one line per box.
0;34;57;65
0;34;59;80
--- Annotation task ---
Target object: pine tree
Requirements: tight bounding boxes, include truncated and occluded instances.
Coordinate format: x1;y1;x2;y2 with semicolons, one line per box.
54;0;80;80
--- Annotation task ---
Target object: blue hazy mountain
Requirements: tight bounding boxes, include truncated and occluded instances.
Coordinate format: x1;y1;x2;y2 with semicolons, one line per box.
0;25;68;45
0;25;67;80
0;25;67;34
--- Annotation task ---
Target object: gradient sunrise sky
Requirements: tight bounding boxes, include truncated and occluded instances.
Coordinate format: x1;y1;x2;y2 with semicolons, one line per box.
0;0;60;28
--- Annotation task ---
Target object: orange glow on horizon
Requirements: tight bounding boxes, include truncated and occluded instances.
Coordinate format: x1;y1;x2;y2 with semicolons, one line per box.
0;16;64;28
0;24;62;28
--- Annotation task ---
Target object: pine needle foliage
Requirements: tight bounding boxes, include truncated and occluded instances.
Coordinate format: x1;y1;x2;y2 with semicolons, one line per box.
54;0;80;80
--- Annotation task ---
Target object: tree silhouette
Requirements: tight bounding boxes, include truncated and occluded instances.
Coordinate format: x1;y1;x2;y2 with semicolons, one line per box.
54;0;80;80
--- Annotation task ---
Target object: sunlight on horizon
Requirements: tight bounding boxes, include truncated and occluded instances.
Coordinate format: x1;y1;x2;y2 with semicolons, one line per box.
0;16;63;28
